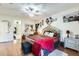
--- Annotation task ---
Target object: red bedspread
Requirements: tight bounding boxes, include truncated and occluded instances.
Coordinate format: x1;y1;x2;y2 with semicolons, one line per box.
28;35;57;56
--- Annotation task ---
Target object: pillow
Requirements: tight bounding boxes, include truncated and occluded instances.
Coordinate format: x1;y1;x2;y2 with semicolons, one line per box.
44;32;49;36
44;32;54;37
48;33;54;37
53;32;58;37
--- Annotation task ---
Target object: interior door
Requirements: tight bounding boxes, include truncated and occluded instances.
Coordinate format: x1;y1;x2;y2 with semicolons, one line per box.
0;21;11;42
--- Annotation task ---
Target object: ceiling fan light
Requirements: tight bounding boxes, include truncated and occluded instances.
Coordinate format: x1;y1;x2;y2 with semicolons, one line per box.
29;13;34;17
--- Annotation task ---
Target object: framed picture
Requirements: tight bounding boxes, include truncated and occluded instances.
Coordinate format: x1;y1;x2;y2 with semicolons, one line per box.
63;11;79;23
46;17;53;25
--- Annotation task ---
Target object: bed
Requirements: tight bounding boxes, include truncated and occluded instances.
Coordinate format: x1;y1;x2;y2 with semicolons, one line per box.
27;35;55;56
27;34;59;56
25;26;60;56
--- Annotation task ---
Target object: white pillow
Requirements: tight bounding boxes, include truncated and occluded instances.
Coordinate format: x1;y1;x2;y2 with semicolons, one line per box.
47;33;54;37
44;32;49;36
44;32;54;37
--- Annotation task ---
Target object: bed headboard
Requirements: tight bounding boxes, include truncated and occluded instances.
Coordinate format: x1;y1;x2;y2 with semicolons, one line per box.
43;25;60;38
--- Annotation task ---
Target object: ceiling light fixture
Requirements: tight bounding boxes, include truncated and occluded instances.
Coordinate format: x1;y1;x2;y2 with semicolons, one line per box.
22;4;42;17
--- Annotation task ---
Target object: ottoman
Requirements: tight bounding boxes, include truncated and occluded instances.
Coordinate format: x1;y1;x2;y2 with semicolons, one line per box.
22;42;32;54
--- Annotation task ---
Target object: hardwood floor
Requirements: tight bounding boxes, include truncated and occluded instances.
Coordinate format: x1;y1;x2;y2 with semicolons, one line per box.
58;46;79;56
0;41;14;56
24;46;79;56
0;40;22;56
0;41;79;56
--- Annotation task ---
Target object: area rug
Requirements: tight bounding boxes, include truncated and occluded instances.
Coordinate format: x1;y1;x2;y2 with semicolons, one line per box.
48;49;68;56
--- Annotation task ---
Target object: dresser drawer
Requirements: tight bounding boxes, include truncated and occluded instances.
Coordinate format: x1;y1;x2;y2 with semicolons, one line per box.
75;45;79;50
64;37;79;51
67;40;75;43
75;40;79;44
65;43;79;51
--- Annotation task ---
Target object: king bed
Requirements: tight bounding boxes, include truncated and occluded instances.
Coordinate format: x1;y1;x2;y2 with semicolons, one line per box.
26;31;60;56
28;35;54;56
22;25;60;56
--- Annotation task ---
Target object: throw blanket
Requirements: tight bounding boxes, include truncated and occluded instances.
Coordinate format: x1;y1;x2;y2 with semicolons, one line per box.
28;35;55;56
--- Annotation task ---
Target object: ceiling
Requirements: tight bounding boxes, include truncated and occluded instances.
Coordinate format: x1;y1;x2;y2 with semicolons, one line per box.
0;3;79;20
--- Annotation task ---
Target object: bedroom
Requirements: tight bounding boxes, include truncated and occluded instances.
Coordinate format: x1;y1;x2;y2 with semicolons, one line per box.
0;3;79;56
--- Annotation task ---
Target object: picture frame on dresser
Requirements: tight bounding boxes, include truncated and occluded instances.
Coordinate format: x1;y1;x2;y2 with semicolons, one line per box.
75;35;79;39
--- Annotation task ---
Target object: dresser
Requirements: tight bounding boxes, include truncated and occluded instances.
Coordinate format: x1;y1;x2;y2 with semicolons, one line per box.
64;37;79;52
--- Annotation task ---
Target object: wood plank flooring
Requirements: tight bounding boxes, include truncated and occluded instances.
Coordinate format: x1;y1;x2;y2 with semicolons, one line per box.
0;40;22;56
25;46;79;56
0;41;79;56
58;46;79;56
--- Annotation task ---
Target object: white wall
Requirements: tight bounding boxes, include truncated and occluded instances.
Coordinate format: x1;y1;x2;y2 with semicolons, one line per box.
1;7;79;42
0;15;14;42
38;7;79;42
0;14;35;42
